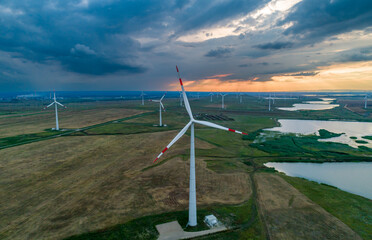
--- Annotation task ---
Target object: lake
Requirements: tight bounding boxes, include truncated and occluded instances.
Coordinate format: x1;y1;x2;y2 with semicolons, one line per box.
278;98;339;111
265;119;372;148
265;162;372;199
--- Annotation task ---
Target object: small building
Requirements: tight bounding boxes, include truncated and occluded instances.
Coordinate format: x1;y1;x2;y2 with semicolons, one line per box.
204;214;218;228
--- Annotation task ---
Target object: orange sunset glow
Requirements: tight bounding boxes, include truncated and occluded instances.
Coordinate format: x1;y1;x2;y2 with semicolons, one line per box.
169;61;372;92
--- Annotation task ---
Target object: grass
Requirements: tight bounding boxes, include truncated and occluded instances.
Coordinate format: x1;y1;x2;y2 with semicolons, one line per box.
281;174;372;239
2;95;372;239
355;140;368;144
362;136;372;140
0;131;63;148
64;200;261;240
250;133;372;162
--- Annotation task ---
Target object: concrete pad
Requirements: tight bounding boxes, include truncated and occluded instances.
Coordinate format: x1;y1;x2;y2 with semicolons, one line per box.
156;221;227;240
156;221;183;236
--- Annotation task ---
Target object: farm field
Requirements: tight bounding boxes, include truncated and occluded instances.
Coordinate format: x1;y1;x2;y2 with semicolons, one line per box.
0;94;371;240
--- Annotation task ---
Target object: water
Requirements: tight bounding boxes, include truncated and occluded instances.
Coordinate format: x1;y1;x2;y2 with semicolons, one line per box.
278;98;339;111
265;119;372;148
264;162;372;199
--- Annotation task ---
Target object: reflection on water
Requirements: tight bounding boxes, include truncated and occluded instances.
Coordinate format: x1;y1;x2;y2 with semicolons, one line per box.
265;119;372;148
278;98;339;111
265;162;372;199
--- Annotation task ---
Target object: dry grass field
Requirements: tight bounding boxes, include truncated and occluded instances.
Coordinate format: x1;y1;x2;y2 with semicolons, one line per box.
255;173;361;240
0;130;251;240
338;99;370;117
0;108;146;137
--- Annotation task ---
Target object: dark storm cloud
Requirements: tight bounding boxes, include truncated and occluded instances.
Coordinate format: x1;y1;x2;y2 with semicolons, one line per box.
336;46;372;62
0;0;270;78
280;0;372;44
205;47;233;58
173;0;270;34
0;0;154;75
287;72;319;76
253;41;294;50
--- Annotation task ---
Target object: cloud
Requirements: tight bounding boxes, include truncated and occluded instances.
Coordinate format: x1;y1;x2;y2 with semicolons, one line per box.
174;0;270;34
205;47;233;58
71;44;96;55
336;46;372;62
253;41;293;50
287;71;319;76
280;0;372;44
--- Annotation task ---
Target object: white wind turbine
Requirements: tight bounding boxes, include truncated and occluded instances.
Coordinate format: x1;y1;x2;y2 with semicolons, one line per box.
220;93;228;109
208;92;214;102
179;91;184;106
365;94;368;109
239;93;243;104
43;91;66;131
153;66;248;227
140;91;147;105
268;93;272;111
150;93;166;126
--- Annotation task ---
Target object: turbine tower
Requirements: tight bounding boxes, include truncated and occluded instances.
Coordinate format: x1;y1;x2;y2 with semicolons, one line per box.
208;92;214;102
179;91;184;106
153;66;248;227
365;94;368;109
220;93;228;109
150;93;166;126
268;94;272;111
140;91;146;105
43;91;66;130
239;93;243;104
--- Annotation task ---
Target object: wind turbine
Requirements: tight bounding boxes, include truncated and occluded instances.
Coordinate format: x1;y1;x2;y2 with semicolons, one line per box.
208;92;214;102
140;91;147;105
239;93;243;104
365;94;368;109
179;91;184;106
150;93;166;126
43;91;66;131
220;93;228;109
268;93;272;111
153;66;248;227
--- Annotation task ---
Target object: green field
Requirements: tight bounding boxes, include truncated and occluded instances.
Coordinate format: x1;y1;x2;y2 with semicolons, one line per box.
1;94;371;239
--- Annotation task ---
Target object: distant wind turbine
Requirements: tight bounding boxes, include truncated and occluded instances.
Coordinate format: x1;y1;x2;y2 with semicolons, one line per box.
140;91;147;105
208;92;214;102
220;93;228;109
150;93;166;126
43;91;66;131
365;94;368;109
179;91;184;106
268;94;272;111
153;66;248;227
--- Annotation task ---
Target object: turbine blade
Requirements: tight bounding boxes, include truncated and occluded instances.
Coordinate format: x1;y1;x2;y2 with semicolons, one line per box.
176;66;193;119
194;120;248;135
44;102;55;109
160;92;167;101
160;102;166;111
150;100;160;102
153;121;192;163
56;101;66;108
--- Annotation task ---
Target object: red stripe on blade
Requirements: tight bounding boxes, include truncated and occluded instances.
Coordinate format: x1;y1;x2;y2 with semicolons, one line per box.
153;157;159;163
242;132;248;135
162;147;168;153
179;78;183;86
228;128;236;132
176;66;179;72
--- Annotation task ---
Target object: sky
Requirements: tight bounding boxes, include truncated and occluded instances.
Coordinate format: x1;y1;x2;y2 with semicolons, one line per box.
0;0;372;92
